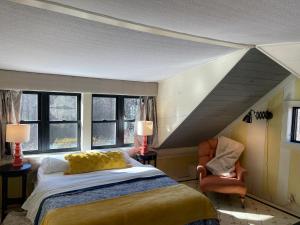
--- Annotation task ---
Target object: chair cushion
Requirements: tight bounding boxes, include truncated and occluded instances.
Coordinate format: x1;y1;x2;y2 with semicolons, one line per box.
200;175;246;195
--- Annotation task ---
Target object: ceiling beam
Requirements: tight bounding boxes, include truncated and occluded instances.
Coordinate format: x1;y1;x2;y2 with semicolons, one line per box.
9;0;254;49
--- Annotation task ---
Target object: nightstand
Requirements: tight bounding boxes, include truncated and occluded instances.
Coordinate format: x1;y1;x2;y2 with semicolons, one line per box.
0;163;31;221
135;150;157;167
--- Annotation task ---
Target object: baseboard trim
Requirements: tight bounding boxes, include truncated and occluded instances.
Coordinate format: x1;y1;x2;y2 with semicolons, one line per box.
246;193;300;219
176;178;300;219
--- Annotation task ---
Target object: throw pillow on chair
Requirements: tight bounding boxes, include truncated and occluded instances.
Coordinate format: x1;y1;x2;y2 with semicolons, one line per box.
197;137;247;208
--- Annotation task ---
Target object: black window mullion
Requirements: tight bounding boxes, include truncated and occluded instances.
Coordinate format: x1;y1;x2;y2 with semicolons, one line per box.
91;95;94;148
77;94;81;150
40;92;49;152
92;120;117;123
20;120;40;123
291;107;300;143
124;119;135;122
117;96;124;147
37;93;42;153
48;121;79;123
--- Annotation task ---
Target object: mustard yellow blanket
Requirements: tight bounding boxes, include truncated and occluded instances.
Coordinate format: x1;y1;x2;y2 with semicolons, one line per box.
41;184;217;225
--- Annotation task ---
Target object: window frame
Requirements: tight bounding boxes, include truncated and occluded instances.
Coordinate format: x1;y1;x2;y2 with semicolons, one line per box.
91;94;139;149
291;107;300;143
21;91;81;154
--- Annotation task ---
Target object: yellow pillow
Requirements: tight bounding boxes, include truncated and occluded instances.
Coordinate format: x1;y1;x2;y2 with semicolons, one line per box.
64;151;128;175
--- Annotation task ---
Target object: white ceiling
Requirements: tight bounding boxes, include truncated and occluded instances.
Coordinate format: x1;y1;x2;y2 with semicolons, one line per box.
0;1;236;82
1;0;300;81
50;0;300;45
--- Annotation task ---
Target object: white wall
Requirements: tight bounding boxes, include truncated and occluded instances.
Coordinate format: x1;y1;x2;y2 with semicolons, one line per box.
0;69;158;96
157;49;248;146
219;75;300;216
258;43;300;78
156;147;198;181
81;93;92;150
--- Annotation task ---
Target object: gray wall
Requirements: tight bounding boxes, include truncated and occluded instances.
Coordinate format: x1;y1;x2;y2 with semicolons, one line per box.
0;69;158;96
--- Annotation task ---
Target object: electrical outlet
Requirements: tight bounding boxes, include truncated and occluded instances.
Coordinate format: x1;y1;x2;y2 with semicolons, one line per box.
288;194;296;204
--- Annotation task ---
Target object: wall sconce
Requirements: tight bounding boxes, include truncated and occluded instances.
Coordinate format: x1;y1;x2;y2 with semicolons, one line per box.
242;109;273;123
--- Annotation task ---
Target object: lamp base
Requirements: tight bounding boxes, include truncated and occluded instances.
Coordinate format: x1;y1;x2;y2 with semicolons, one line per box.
140;136;148;155
12;143;23;167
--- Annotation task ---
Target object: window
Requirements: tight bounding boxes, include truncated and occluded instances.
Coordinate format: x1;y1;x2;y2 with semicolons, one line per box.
21;92;81;153
21;93;40;152
92;95;139;148
124;98;139;144
291;107;300;143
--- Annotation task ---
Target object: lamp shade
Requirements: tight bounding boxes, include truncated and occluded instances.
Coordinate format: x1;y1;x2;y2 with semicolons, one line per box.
137;121;153;136
6;124;30;143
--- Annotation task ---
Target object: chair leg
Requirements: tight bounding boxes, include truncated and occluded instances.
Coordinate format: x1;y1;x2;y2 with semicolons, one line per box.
240;195;245;208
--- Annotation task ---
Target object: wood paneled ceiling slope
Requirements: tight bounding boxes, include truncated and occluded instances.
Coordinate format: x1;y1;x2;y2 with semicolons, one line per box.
160;49;290;148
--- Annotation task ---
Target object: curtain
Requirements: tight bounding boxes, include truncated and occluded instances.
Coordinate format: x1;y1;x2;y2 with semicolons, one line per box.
132;96;158;153
0;90;22;159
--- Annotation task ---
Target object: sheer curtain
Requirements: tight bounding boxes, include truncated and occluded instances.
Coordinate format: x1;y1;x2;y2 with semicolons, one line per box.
132;96;158;154
0;90;22;159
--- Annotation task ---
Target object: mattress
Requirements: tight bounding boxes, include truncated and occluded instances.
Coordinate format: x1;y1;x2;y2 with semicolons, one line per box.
24;157;219;225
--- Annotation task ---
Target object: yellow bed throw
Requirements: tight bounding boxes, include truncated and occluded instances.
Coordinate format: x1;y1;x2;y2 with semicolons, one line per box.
41;184;217;225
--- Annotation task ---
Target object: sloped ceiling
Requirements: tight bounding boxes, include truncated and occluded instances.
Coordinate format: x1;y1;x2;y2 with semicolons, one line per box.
50;0;300;44
0;1;236;82
160;49;290;148
3;0;300;81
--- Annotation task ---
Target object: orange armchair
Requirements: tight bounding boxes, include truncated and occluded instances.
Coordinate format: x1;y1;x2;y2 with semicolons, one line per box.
197;138;247;207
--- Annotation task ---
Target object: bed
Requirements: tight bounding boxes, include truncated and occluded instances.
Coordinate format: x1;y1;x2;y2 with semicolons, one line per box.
22;154;219;225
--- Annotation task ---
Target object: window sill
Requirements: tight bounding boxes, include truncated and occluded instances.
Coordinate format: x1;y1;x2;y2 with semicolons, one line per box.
281;141;300;149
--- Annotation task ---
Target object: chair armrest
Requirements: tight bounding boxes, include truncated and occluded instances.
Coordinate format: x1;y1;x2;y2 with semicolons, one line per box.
197;165;207;179
236;162;247;181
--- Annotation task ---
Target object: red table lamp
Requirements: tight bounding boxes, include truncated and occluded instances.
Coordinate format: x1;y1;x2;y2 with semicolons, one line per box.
137;121;153;155
6;124;30;167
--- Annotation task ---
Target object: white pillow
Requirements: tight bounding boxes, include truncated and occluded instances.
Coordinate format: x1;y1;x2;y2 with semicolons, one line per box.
122;150;144;166
40;155;69;174
206;136;244;177
121;150;132;164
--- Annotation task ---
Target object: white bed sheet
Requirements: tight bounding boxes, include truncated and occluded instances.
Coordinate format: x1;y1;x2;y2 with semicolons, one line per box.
24;158;163;223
